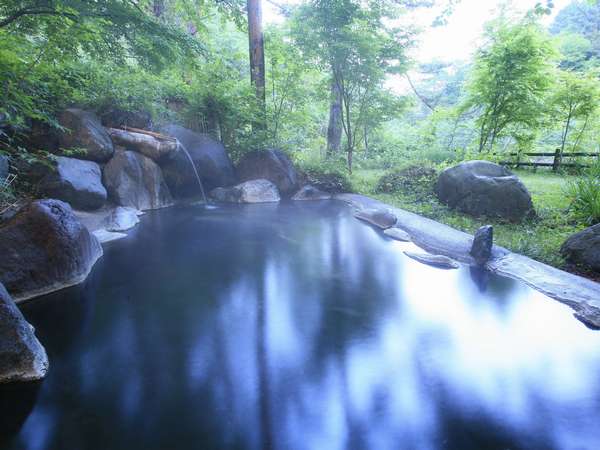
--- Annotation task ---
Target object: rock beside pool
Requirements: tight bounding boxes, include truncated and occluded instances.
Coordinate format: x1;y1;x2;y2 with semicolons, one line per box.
160;125;236;196
0;199;103;301
354;208;397;230
236;149;300;196
561;224;600;272
58;108;114;163
39;156;107;210
210;179;280;203
404;251;459;269
292;185;331;201
0;282;49;383
383;227;411;242
103;150;173;211
103;206;140;232
435;161;534;222
470;225;494;266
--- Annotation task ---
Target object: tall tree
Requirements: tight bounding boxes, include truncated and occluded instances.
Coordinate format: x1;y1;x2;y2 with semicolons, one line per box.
550;70;600;155
465;15;555;152
326;81;343;156
293;0;412;172
247;0;266;129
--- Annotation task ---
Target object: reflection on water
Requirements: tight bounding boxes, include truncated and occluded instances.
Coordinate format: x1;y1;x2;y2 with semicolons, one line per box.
2;201;599;450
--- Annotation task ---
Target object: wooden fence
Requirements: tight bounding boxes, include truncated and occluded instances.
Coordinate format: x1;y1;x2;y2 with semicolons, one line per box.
500;149;600;171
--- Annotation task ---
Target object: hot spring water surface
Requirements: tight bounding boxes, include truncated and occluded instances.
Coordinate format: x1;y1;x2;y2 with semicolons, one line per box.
2;201;599;450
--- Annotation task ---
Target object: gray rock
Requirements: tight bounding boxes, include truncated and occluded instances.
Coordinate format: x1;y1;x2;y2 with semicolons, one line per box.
0;154;8;181
0;282;49;383
561;224;600;272
107;128;178;162
103;206;140;232
236;149;299;196
0;199;103;301
404;251;460;269
103;150;173;211
39;156;107;210
435;160;534;222
210;179;280;203
58;109;114;163
160;125;236;196
471;225;494;266
93;229;127;243
383;227;411;242
292;185;331;201
354;208;397;230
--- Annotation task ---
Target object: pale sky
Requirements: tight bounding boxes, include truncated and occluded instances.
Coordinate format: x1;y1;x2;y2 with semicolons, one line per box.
264;0;572;64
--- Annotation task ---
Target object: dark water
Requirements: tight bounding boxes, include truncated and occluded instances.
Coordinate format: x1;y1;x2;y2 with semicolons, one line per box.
2;201;600;450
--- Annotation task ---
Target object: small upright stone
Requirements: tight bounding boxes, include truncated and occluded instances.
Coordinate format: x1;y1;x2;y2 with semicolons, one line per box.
470;225;493;266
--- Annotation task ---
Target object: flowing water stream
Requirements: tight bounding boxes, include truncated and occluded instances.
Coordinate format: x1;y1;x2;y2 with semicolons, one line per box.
178;142;208;203
2;201;599;450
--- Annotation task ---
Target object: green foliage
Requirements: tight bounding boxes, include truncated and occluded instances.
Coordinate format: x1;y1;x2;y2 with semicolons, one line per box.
566;160;600;225
375;166;437;199
465;15;556;152
299;161;353;193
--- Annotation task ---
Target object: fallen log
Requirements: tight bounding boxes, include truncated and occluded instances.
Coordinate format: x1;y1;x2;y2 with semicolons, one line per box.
107;128;178;162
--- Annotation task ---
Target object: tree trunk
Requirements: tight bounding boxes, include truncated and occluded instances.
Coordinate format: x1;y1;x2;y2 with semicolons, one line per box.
247;0;266;130
326;80;342;156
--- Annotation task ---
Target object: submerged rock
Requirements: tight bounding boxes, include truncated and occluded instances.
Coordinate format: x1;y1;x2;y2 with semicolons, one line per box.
383;227;411;242
404;251;459;269
435;161;534;222
561;224;600;272
39;156;107;210
103;206;140;232
58;109;114;163
0;283;48;383
160;125;236;196
470;225;494;266
0;199;103;301
103;150;173;211
236;149;300;196
210;179;280;203
354;208;397;230
291;185;331;201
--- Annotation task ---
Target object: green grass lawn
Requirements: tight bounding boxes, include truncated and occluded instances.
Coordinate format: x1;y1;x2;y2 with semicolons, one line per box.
351;168;586;271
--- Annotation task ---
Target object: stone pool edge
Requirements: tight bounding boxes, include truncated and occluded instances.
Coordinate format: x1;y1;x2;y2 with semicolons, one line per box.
335;193;600;329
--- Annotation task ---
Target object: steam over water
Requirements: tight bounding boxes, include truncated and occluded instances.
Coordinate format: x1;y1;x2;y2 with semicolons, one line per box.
3;201;599;450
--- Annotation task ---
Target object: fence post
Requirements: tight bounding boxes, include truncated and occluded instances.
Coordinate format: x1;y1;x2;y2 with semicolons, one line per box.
552;148;561;172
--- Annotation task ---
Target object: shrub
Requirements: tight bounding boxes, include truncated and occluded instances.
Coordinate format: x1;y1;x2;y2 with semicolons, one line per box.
375;165;438;198
300;162;353;194
565;160;600;226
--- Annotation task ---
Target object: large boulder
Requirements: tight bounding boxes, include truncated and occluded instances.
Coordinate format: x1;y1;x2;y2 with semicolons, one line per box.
561;224;600;272
435;161;534;222
0;155;8;181
103;150;173;210
0;199;103;301
236;149;300;196
58;109;114;163
0;283;49;383
210;179;280;203
39;156;107;210
99;108;152;130
160;125;236;196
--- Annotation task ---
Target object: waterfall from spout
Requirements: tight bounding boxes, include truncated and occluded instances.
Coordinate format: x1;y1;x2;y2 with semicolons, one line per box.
177;142;207;204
